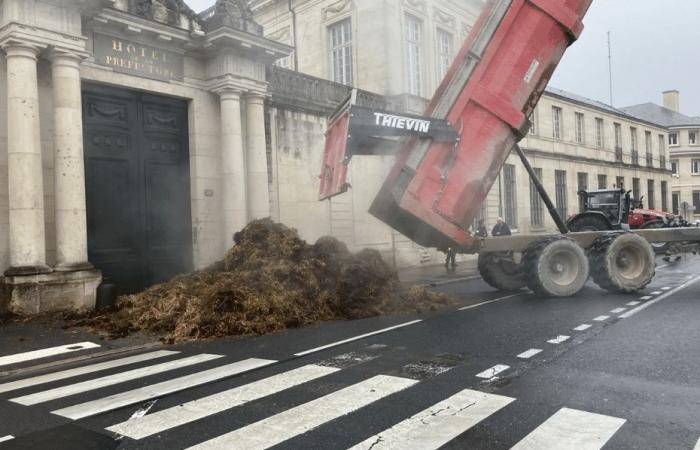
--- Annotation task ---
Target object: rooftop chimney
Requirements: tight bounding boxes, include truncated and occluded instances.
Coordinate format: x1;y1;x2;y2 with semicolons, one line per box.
663;90;680;112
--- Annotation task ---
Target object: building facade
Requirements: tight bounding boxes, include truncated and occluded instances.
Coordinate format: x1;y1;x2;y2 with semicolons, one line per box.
0;0;291;313
622;91;700;222
253;0;673;239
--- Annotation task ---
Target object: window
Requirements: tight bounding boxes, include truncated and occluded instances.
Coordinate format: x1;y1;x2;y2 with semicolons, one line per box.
436;29;453;82
575;112;585;144
595;118;604;148
329;19;353;86
647;180;655;209
669;132;678;146
671;160;679;175
614;123;622;147
552;107;562;139
598;174;607;189
632;178;641;202
616;176;625;189
528;110;537;135
672;191;680;215
661;181;668;212
577;172;588;212
690;131;698;145
405;15;423;96
503;164;517;228
555;170;567;219
694;191;700;215
630;128;637;152
530;168;544;227
693;159;700;175
644;130;651;166
659;134;666;153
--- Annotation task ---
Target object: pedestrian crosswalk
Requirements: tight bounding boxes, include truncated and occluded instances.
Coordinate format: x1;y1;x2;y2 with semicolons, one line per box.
0;343;696;450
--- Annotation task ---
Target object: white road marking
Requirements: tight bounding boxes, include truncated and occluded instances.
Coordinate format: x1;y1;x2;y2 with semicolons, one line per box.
656;264;669;270
0;342;100;368
620;275;700;319
348;388;515;450
693;437;700;450
0;350;178;394
107;364;339;440
458;293;523;311
0;435;13;443
52;358;276;420
294;321;422;357
476;365;510;379
651;291;662;295
573;324;592;331
517;349;542;359
510;407;625;450
610;308;627;314
661;287;671;291
186;375;418;450
626;301;640;307
11;354;223;406
639;296;652;300
547;335;570;344
593;316;610;322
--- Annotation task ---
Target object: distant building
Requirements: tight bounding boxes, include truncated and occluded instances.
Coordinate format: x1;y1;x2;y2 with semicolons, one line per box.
622;91;700;221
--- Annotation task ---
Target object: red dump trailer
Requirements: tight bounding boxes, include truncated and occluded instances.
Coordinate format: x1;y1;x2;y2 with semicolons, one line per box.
319;0;700;298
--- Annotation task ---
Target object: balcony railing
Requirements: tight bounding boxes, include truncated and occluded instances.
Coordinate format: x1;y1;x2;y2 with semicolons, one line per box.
267;66;388;115
615;146;623;163
660;155;667;170
646;152;654;167
631;150;639;165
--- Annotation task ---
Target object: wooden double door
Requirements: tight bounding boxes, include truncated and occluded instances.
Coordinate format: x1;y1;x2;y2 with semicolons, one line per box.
82;85;193;294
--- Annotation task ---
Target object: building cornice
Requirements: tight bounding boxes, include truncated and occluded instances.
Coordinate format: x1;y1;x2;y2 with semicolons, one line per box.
522;147;673;176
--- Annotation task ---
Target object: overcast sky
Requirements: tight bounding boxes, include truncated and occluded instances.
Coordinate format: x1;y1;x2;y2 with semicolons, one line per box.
185;0;700;116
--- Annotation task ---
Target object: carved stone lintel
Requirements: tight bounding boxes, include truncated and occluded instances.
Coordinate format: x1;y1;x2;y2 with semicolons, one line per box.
403;0;426;14
323;0;353;21
434;9;456;29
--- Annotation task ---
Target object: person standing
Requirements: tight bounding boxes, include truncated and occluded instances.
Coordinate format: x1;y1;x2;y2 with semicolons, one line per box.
444;247;457;269
475;219;488;238
492;217;512;237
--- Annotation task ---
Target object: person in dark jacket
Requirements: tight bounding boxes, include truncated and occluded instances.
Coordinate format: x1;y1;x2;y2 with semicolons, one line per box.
444;247;457;269
475;219;488;238
491;217;512;237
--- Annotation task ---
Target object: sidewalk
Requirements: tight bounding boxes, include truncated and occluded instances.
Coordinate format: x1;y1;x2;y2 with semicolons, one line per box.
398;256;479;287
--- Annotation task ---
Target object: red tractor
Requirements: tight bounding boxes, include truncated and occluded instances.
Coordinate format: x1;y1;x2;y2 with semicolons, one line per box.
567;189;675;251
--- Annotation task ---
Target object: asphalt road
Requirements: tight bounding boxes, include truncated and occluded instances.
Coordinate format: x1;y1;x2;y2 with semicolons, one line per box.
0;255;699;449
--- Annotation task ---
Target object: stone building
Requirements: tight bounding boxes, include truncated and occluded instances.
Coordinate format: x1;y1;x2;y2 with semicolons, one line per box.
0;0;291;313
252;0;673;241
621;91;700;222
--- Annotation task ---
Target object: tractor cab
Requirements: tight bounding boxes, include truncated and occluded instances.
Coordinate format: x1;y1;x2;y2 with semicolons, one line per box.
578;188;632;226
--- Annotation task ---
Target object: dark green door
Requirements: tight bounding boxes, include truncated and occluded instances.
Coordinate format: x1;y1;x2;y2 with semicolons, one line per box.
82;85;193;294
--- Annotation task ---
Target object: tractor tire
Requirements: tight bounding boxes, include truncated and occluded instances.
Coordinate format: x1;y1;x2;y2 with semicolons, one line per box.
641;220;670;253
523;237;589;297
590;232;656;294
478;252;525;292
567;214;612;232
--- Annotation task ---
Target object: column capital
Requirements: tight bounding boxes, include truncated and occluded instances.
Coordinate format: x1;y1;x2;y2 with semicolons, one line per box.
245;91;268;104
49;47;89;67
0;38;46;59
214;86;244;100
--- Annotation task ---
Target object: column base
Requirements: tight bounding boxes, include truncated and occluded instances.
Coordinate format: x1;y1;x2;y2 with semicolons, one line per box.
4;265;53;276
0;269;102;315
54;262;95;272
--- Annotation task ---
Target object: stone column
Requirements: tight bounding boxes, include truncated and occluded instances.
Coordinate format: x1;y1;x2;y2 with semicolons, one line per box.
219;89;248;241
245;93;270;220
51;50;92;271
2;41;51;276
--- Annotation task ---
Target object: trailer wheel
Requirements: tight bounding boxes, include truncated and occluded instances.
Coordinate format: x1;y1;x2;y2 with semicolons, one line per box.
590;232;655;293
524;237;589;297
478;252;525;291
641;220;670;253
